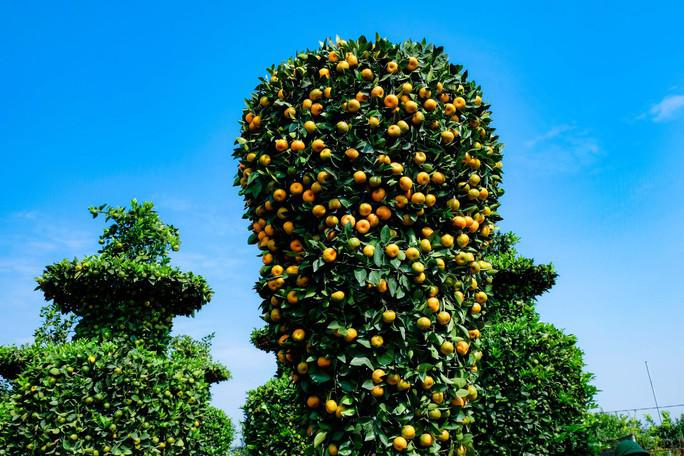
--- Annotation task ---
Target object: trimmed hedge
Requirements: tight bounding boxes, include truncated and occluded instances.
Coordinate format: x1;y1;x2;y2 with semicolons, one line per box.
241;373;308;456
2;339;216;455
473;319;596;455
197;406;236;456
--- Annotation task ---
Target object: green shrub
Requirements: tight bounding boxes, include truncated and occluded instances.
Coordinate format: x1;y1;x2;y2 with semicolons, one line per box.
197;406;236;456
241;373;308;456
36;200;212;351
473;319;596;455
0;201;231;455
472;233;596;455
2;339;214;455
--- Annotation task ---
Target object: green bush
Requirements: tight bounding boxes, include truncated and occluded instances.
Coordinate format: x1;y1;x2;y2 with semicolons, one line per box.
2;339;214;455
473;319;596;455
241;373;308;456
36;201;212;351
197;406;236;456
0;201;232;455
471;233;596;455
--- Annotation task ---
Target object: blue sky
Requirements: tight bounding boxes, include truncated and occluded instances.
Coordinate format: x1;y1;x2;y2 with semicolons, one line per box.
2;0;683;430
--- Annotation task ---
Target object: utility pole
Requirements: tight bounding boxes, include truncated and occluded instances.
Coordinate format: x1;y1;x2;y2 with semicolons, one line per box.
645;361;663;425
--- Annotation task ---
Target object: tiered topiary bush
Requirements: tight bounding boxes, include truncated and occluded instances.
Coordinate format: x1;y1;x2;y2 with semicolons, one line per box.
0;201;232;455
234;35;504;455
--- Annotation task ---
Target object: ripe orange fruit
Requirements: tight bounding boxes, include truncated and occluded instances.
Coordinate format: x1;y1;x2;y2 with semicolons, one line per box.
345;148;359;160
454;96;466;109
275;139;289;151
440;234;454;248
393;436;408;451
422;376;434;389
419;433;433;447
441;130;455;143
401;425;416;440
404;100;418;113
325;399;338;414
399;176;413;191
371;385;384;397
407;57;419;71
385;243;400;258
417;317;431;331
344;328;357;342
322;248;337;263
382;310;396;323
386;61;398;73
361;68;374;80
424;98;438;111
292;328;306;342
456;340;470;356
371;187;386;202
306;396;320;408
437;311;451;325
273;189;287;202
355;219;371;234
371;335;384;348
328;443;338;455
384;94;399;108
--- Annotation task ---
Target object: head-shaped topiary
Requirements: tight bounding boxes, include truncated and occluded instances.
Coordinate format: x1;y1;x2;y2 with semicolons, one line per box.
234;36;504;455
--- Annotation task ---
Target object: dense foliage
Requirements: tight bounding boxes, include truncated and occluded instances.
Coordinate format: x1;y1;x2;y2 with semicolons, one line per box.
585;411;684;454
472;233;596;455
0;201;232;455
241;373;308;456
474;320;596;455
234;35;504;455
2;340;214;455
196;406;236;456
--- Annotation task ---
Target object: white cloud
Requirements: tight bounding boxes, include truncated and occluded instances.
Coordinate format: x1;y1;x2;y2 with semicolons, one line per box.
518;124;602;173
524;124;575;148
648;94;684;122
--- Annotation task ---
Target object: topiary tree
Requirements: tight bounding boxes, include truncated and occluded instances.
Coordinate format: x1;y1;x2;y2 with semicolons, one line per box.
36;200;213;351
196;406;236;456
241;373;308;456
0;201;231;455
234;35;504;455
471;233;596;455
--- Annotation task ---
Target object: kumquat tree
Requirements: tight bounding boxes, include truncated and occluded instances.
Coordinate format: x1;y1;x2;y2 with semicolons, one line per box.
233;35;504;455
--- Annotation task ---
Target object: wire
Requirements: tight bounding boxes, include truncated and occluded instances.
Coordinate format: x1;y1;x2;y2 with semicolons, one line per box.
597;403;684;414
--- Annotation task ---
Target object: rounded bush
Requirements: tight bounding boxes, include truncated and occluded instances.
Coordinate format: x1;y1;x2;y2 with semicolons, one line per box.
197;406;235;456
472;319;596;455
2;339;213;455
242;373;308;456
234;36;503;455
